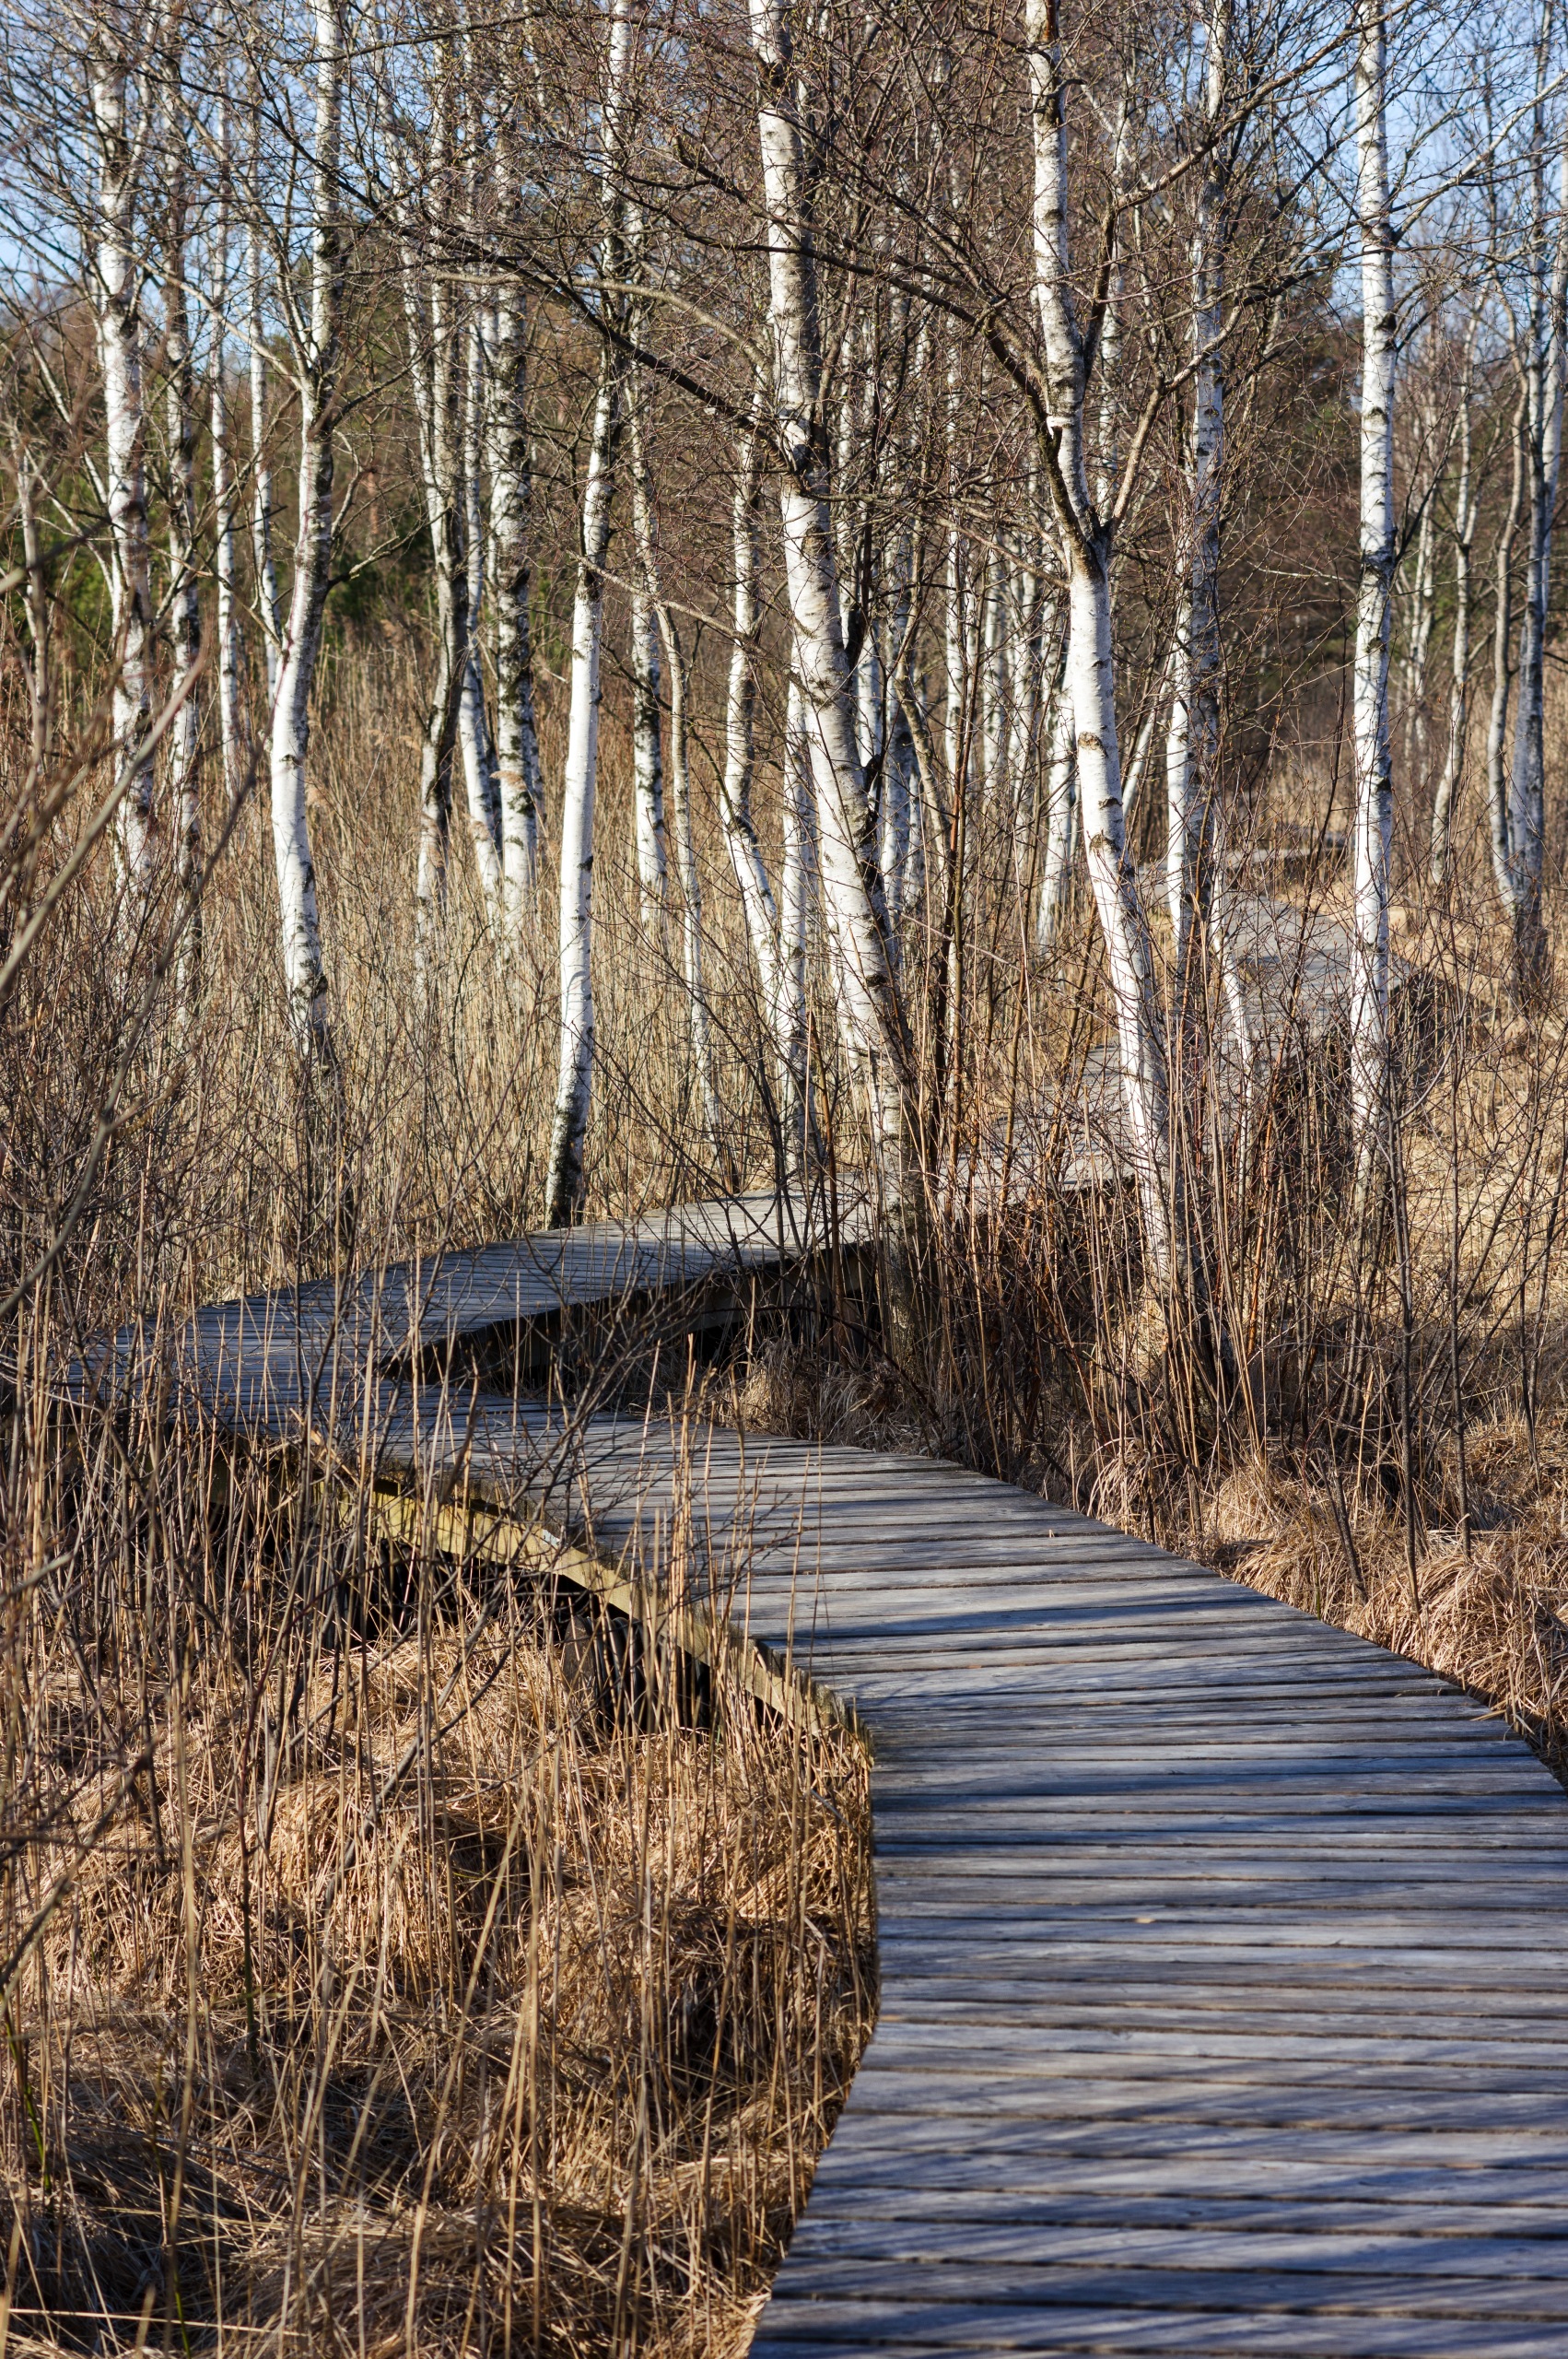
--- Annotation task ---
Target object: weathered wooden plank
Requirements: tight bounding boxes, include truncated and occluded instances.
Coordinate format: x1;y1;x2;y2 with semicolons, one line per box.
758;2257;1568;2316
810;2066;1568;2129
779;2189;1568;2234
751;2306;1568;2355
781;2215;1568;2281
869;2014;1568;2066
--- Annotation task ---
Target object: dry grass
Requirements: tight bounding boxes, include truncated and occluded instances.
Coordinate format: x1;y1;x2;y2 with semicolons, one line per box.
0;1458;873;2359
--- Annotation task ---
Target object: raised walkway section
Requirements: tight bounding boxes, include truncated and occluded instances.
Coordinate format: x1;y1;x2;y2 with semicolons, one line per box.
84;1198;1568;2355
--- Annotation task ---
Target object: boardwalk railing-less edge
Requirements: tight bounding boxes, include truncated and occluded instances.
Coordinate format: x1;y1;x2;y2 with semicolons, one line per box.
85;1195;1568;2357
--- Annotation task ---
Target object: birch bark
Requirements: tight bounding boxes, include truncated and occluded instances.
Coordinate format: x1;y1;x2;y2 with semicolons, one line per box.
1505;63;1568;1000
267;0;344;1070
1350;0;1397;1202
543;347;620;1224
543;0;631;1226
1025;0;1172;1286
628;405;726;1166
721;422;782;1012
980;543;1007;820
629;551;667;929
1430;321;1478;884
778;675;817;1171
1403;464;1435;788
1035;635;1077;951
1006;519;1042;885
457;311;504;920
1172;0;1254;1119
210;93;245;816
401;243;463;954
486;127;544;934
748;0;914;1203
248;107;283;707
883;509;919;921
88;27;156;906
163;126;203;993
1487;385;1527;905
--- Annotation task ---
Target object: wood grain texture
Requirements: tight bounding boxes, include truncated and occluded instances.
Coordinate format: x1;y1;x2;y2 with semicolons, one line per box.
69;1191;1568;2355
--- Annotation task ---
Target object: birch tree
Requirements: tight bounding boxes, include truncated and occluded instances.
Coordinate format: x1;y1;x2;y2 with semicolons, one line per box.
86;7;158;909
486;116;544;937
1164;0;1256;1121
1503;35;1568;1000
1429;315;1479;884
161;85;203;994
457;309;504;921
1487;382;1528;908
628;398;726;1165
629;560;668;930
720;417;782;1013
1035;638;1076;949
544;0;631;1226
248;186;283;707
777;675;816;1170
208;86;246;815
1024;0;1173;1286
401;202;474;947
748;0;916;1207
266;0;345;1074
1349;0;1397;1203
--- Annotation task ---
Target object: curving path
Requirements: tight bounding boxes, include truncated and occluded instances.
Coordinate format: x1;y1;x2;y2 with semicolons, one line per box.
84;1197;1568;2355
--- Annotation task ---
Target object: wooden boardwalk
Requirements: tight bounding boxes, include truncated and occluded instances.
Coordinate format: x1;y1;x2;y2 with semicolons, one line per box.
81;1197;1568;2355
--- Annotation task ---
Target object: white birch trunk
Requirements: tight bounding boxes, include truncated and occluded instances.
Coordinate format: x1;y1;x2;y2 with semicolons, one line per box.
1505;76;1568;997
1006;522;1042;883
544;346;620;1225
629;409;725;1166
629;554;667;929
1026;0;1171;1285
893;630;947;921
401;243;460;955
778;675;817;1171
457;311;504;921
486;144;544;936
943;524;967;802
1487;387;1527;905
1094;87;1132;516
882;681;915;930
1164;589;1196;968
1036;635;1077;951
210;95;245;815
749;0;913;1197
163;134;203;994
664;634;724;1168
1164;0;1225;1020
267;0;344;1069
883;512;918;921
1349;0;1397;1202
1181;0;1253;1115
1430;323;1477;884
721;423;782;1012
980;541;1007;819
247;153;283;708
1403;475;1435;784
544;0;632;1226
88;32;155;904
